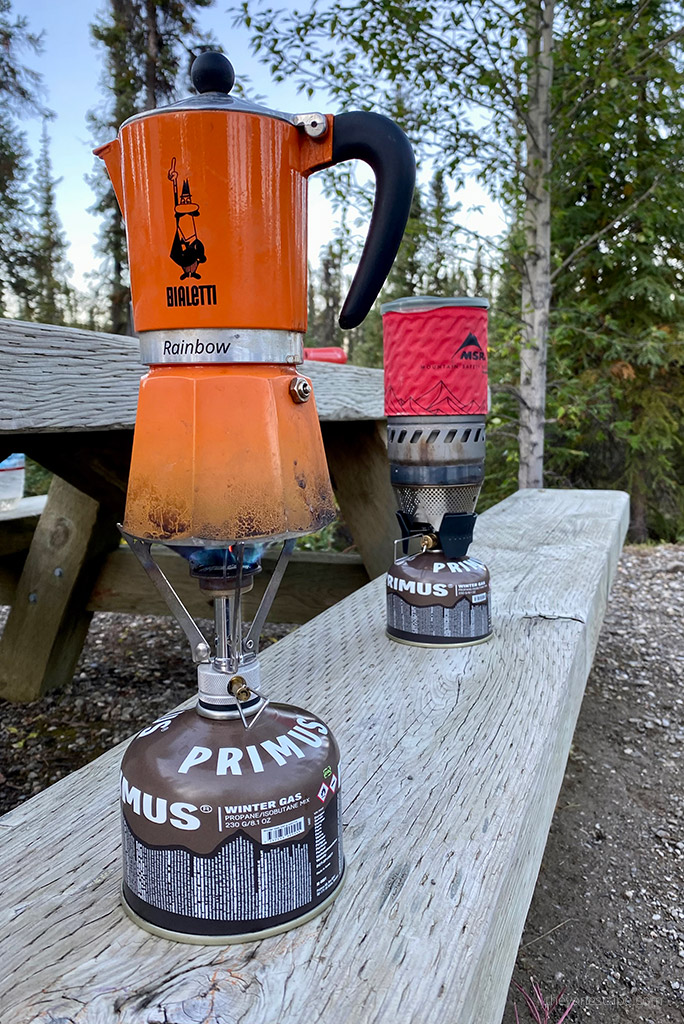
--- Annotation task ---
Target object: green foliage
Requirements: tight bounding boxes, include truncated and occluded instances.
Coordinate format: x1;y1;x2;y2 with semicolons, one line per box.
236;0;526;196
295;515;354;552
242;0;684;539
487;0;684;539
24;458;52;497
479;275;523;513
546;0;684;540
350;170;482;368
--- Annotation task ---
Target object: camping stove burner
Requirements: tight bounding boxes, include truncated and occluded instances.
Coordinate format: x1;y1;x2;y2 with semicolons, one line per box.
394;483;482;520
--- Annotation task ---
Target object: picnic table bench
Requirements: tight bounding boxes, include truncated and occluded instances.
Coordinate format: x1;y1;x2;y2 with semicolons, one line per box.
0;318;395;700
0;486;628;1024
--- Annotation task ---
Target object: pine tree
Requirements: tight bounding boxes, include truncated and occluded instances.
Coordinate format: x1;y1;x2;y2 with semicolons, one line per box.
89;0;216;334
351;174;475;368
89;0;142;335
0;0;44;315
30;121;73;325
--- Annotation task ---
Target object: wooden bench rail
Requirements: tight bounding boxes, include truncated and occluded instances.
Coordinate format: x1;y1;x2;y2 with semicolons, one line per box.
0;489;628;1024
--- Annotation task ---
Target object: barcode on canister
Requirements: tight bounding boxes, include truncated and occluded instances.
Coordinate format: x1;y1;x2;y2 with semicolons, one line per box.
261;816;306;845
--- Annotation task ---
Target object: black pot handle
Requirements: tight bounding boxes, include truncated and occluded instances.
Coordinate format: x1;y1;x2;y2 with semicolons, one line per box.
328;112;415;329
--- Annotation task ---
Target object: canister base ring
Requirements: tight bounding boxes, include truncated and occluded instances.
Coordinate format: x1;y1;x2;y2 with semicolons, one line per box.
120;865;346;945
386;629;492;650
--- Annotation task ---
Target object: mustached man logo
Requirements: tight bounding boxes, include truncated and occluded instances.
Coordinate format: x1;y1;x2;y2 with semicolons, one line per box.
168;158;206;279
166;158;218;309
454;332;485;361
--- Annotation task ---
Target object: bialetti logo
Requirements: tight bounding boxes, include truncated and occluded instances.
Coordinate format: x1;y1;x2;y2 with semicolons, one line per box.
165;158;219;308
166;283;217;308
454;332;485;361
162;338;231;357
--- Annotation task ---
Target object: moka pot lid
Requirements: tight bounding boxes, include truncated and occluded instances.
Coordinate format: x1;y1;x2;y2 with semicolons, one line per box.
120;51;321;131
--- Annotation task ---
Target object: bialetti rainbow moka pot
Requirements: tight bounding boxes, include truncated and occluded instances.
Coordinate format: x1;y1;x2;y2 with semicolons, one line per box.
96;50;415;547
94;51;414;944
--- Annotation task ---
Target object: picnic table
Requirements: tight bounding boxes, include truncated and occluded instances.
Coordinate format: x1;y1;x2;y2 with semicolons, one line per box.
0;487;629;1024
0;318;395;700
0;316;630;1022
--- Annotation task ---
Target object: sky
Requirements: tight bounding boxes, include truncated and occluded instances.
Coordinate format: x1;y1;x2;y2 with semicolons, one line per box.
22;0;505;294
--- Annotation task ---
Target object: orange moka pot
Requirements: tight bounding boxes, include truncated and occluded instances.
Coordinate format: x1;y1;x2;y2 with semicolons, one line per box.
96;52;415;546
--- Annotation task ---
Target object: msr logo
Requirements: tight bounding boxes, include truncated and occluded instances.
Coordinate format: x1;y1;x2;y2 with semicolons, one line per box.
454;332;486;361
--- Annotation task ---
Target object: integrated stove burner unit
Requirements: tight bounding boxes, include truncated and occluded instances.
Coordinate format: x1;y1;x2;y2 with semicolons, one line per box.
94;49;415;942
382;296;492;647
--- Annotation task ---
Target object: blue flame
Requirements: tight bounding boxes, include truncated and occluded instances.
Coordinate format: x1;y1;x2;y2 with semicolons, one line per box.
173;543;265;575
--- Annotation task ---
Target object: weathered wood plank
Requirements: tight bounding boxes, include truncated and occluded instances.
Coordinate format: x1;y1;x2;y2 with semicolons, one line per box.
0;489;628;1024
89;546;369;621
323;419;397;578
0;318;383;432
0;477;120;701
0;546;368;622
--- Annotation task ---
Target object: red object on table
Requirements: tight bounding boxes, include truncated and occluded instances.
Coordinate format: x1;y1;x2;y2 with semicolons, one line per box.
303;347;348;364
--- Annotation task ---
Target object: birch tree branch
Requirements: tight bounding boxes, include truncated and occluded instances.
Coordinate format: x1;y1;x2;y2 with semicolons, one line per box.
550;178;659;283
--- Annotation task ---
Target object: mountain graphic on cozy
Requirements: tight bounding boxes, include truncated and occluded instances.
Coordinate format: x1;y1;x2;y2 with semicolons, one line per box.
385;380;481;416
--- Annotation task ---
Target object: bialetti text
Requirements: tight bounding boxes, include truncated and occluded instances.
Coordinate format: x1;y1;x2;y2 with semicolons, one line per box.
166;283;217;307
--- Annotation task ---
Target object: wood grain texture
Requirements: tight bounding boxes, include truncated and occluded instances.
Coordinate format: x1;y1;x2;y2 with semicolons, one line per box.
0;478;120;701
323;419;397;578
0;318;383;432
0;489;629;1024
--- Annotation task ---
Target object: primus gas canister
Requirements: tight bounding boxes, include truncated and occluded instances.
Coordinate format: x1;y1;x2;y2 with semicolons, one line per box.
96;50;415;941
116;550;348;944
382;297;492;647
121;703;343;943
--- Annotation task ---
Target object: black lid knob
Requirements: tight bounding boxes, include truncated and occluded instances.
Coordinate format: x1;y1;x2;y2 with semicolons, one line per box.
191;52;235;95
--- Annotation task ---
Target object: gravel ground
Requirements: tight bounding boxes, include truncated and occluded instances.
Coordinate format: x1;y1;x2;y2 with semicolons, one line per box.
505;544;684;1024
0;543;682;1022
